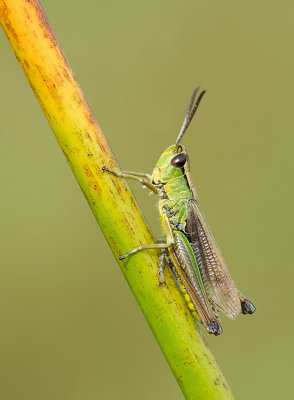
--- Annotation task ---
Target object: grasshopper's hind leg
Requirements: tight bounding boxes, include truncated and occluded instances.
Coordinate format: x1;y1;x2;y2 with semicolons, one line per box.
161;249;223;336
239;293;256;315
158;249;167;285
157;247;176;286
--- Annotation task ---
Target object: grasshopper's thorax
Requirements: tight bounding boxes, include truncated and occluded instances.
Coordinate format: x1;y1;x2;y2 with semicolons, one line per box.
152;144;196;230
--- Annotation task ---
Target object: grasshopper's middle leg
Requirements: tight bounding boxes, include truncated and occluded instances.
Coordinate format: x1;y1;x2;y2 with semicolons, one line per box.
119;238;174;260
119;212;174;259
120;220;174;287
119;212;174;275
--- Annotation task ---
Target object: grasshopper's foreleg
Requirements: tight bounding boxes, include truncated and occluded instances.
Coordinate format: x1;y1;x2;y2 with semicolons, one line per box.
102;167;159;195
120;170;152;181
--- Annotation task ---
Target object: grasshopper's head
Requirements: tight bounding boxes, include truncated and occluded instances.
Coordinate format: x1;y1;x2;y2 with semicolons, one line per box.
152;144;190;184
152;87;206;185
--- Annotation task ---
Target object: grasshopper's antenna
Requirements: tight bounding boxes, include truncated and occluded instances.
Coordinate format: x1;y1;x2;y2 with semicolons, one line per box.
176;87;206;145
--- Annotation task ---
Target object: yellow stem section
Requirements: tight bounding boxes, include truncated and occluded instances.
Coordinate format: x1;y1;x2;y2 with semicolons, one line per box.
0;1;234;399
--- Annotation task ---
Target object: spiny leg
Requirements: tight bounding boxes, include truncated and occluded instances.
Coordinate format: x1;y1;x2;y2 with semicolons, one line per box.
164;247;223;336
102;167;159;195
158;249;167;285
157;247;176;286
157;238;171;284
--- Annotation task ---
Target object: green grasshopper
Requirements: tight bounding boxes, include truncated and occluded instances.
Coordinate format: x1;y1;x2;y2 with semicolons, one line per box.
103;87;255;335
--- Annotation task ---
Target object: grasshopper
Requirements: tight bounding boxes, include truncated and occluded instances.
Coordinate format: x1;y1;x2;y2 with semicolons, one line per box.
103;87;255;335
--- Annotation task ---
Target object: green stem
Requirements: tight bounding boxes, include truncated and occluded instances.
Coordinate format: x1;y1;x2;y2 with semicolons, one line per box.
0;1;234;398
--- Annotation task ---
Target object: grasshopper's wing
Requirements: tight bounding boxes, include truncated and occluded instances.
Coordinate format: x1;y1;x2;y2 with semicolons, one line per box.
186;199;242;319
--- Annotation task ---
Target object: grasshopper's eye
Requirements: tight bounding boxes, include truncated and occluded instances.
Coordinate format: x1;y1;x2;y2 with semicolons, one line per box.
171;153;186;168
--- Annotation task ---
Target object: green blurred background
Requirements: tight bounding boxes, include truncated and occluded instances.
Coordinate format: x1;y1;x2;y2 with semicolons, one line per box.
0;1;293;399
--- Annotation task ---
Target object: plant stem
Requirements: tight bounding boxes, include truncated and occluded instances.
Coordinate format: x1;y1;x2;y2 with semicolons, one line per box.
0;1;234;399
